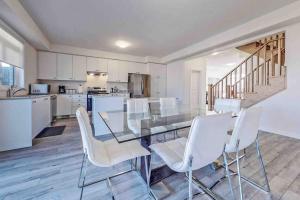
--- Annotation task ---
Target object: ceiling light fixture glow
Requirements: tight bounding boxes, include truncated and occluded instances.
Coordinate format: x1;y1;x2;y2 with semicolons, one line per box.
211;52;220;56
115;40;131;48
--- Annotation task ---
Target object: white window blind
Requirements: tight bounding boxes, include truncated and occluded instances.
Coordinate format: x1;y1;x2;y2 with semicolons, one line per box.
0;26;24;68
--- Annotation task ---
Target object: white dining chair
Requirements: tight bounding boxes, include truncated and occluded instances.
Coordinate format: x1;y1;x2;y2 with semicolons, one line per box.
160;97;177;108
127;98;149;113
224;107;270;200
159;97;182;140
148;113;232;200
214;98;241;115
214;98;241;136
76;107;150;199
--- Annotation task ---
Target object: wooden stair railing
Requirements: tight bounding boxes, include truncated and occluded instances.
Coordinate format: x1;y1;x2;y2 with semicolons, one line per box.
208;33;285;110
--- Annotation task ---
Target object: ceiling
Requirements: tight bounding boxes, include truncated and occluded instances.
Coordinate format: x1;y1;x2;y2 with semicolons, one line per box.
20;0;297;57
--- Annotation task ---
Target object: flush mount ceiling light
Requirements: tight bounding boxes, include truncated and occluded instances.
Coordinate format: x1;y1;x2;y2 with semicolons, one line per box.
211;52;220;56
115;40;131;48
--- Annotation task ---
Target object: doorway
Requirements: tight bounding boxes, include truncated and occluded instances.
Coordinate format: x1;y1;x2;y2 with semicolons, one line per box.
190;70;201;106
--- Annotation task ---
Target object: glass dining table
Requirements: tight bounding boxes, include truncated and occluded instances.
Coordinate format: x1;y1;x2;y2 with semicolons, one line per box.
99;103;223;199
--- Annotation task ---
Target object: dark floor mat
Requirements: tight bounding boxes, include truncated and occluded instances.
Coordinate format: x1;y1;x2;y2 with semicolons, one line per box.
36;126;66;138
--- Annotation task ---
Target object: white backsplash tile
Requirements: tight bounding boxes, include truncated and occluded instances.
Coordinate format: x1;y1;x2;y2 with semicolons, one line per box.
39;74;128;94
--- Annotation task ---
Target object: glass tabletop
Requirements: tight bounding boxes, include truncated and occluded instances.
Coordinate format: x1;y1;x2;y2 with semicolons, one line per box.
99;104;210;143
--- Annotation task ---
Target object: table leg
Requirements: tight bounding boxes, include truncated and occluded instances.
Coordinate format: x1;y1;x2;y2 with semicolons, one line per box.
140;135;176;185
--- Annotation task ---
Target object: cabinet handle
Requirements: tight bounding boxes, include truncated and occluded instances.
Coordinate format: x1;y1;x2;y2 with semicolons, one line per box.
32;100;36;103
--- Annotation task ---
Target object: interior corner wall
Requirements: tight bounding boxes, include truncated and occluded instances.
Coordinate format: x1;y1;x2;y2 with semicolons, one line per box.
255;22;300;139
23;42;37;89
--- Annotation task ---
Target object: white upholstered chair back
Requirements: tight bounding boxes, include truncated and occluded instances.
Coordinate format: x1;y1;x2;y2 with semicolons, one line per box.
76;107;107;165
214;98;241;115
160;98;179;117
179;113;231;171
127;98;149;114
226;107;262;152
160;97;177;108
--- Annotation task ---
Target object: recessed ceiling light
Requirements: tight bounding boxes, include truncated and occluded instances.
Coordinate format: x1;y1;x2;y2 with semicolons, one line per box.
226;62;236;66
115;40;131;48
211;52;220;56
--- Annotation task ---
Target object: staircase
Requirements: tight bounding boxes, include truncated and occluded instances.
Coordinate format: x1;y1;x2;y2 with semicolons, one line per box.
208;33;286;110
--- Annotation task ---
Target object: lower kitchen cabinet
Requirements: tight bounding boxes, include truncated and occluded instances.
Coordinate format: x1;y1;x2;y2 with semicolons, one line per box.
56;94;86;116
0;96;51;151
32;97;51;138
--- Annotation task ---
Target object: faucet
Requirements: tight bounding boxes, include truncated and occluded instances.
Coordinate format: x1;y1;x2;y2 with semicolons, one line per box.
7;85;26;97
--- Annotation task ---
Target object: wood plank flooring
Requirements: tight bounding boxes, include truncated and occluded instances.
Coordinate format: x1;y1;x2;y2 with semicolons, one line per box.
1;118;300;200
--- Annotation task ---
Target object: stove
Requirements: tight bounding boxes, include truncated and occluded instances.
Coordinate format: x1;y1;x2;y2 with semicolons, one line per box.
87;88;109;111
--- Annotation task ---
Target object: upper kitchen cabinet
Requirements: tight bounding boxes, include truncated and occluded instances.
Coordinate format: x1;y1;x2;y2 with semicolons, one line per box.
86;57;108;72
128;62;149;74
38;52;57;80
73;55;87;81
107;60;128;82
56;54;73;80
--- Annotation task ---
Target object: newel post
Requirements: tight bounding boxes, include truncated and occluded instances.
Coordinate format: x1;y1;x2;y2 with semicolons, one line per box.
208;84;213;111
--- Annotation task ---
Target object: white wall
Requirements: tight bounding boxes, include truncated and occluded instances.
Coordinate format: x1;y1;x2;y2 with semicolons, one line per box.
166;57;206;107
256;22;300;139
166;60;185;102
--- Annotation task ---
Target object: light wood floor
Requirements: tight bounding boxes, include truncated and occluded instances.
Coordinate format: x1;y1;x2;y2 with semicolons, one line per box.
1;118;300;200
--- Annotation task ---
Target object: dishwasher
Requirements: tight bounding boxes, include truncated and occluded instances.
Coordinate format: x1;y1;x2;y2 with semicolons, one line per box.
50;95;57;123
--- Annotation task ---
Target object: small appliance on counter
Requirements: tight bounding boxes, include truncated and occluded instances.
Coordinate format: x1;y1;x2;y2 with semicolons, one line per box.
58;85;66;94
29;84;50;95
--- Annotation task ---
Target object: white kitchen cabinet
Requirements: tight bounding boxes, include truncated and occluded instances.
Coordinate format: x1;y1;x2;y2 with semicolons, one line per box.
92;96;124;135
87;57;108;72
128;62;149;74
56;94;86;116
73;56;87;81
57;54;73;80
38;52;57;80
32;97;51;138
0;96;51;151
149;63;167;98
56;95;72;116
71;94;87;114
107;60;128;82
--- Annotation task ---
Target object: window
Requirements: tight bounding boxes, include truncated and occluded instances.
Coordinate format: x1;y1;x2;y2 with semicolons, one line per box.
0;24;24;88
0;61;24;87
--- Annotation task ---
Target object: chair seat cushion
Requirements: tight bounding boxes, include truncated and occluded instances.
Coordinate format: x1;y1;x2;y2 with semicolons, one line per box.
149;137;187;172
91;138;150;167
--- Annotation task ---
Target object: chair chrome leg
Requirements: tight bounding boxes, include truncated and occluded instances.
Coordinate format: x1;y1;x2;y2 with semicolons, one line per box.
144;156;150;193
223;152;235;200
106;177;115;200
256;137;271;192
80;153;88;200
78;153;86;188
188;157;193;200
235;140;243;200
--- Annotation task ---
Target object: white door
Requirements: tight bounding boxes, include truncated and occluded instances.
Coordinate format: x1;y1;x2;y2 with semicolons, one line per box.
57;54;73;80
38;52;57;80
190;70;201;106
73;56;87;81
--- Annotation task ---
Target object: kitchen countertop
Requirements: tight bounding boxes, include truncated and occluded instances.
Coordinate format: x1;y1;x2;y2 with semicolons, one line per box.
0;95;51;101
